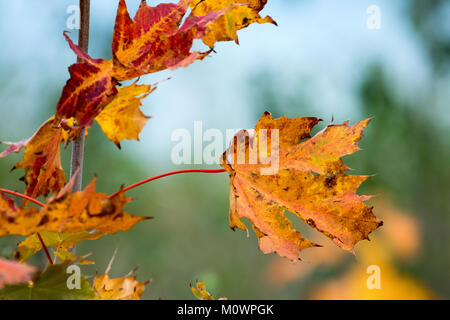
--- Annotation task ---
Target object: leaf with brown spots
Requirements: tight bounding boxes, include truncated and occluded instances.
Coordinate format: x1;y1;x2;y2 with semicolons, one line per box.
190;0;276;47
95;82;156;148
0;192;19;214
56;32;118;127
111;0;228;81
0;177;151;238
220;112;382;261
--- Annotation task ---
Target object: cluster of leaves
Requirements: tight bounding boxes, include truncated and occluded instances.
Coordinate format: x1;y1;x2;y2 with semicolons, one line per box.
0;258;148;300
0;0;381;300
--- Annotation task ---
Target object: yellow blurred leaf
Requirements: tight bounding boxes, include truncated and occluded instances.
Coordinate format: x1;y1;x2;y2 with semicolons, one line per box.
53;247;94;265
93;274;149;300
310;257;432;300
14;231;100;262
374;199;421;260
56;32;118;127
264;231;346;288
191;281;227;300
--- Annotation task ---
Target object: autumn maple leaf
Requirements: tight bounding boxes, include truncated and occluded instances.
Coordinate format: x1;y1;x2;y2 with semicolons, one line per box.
0;117;66;198
93;273;149;300
111;0;229;81
221;112;382;261
53;247;94;265
14;231;99;263
56;32;118;127
191;281;227;300
54;0;273;142
96;82;156;148
190;0;277;47
0;177;150;239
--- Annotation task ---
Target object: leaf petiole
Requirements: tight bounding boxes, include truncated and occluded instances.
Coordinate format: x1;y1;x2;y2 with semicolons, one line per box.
108;168;226;198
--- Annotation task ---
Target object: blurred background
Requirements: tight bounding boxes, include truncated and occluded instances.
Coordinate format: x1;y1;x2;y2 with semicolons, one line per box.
0;0;449;299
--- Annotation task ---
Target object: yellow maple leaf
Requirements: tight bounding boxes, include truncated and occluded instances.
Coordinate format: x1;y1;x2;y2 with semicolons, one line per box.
190;0;276;47
190;281;227;300
0;177;150;238
96;83;156;148
14;231;100;262
53;247;94;265
221;112;381;261
93;274;149;300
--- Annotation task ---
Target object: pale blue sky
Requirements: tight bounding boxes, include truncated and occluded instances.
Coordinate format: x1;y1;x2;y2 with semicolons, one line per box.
0;0;437;170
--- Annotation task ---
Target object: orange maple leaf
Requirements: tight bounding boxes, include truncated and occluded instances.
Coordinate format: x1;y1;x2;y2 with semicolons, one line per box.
111;0;228;81
221;112;382;261
0;177;150;239
0;117;66;198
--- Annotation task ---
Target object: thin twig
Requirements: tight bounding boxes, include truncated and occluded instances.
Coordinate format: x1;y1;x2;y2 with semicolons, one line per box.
70;0;90;193
108;169;227;198
36;232;53;265
0;188;45;207
69;0;90;255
